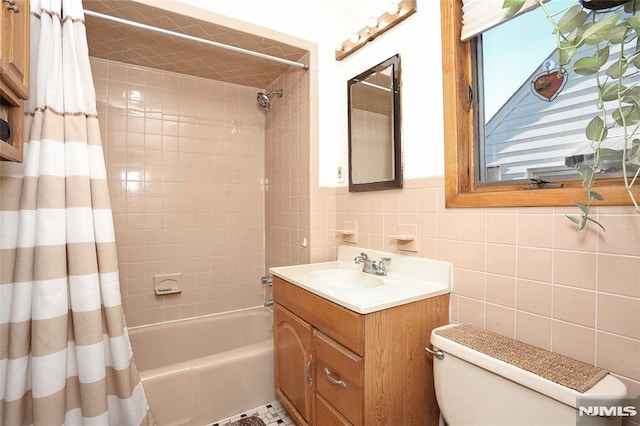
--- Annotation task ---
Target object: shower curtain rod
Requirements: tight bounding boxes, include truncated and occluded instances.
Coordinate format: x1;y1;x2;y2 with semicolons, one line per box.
83;10;309;71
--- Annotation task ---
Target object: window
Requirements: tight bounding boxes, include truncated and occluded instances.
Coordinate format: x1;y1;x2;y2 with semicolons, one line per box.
441;0;633;208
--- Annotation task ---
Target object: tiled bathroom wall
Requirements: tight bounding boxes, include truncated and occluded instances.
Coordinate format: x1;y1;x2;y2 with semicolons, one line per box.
88;48;639;410
264;53;311;271
335;177;640;402
350;109;393;183
92;57;268;326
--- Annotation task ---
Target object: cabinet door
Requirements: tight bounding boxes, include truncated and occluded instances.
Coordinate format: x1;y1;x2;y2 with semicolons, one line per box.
1;0;29;98
274;303;314;426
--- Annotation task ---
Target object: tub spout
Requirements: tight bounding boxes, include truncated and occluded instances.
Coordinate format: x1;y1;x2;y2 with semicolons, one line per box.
264;299;274;308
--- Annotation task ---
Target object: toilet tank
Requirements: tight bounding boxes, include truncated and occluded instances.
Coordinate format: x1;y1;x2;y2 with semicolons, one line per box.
430;324;628;426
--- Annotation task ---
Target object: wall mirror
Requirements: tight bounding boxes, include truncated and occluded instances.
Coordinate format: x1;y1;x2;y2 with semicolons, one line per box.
348;54;402;192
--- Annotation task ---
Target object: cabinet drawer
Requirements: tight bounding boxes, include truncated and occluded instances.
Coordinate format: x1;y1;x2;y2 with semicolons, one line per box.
273;276;364;355
316;394;352;426
315;331;363;426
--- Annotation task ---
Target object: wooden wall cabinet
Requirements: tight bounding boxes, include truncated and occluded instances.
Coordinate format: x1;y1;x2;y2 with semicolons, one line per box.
273;276;449;426
0;0;29;162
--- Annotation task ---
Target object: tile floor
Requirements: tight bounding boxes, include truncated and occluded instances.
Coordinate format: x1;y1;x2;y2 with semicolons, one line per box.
208;400;294;426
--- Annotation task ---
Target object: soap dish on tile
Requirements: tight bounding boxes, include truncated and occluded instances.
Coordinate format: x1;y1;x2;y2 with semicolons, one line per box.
154;273;182;295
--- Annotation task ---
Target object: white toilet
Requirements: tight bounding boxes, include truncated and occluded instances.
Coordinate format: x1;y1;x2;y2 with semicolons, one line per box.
430;324;628;426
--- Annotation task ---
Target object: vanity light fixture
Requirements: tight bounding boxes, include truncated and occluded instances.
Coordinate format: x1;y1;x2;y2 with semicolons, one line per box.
335;0;416;61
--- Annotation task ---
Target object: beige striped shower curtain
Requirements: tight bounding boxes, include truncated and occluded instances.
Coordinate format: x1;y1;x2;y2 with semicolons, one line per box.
0;0;152;424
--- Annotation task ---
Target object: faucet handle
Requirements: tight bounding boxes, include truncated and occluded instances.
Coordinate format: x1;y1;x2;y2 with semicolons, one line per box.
354;252;370;264
376;257;392;275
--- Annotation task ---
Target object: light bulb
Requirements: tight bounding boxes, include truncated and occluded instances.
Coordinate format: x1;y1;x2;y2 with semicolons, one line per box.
350;33;361;43
367;17;378;29
387;1;399;15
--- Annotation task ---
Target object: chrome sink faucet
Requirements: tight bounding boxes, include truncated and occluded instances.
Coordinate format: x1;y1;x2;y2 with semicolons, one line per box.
354;252;392;276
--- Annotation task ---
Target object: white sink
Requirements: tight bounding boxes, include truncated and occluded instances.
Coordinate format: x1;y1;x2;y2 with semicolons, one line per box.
306;269;384;289
269;245;452;314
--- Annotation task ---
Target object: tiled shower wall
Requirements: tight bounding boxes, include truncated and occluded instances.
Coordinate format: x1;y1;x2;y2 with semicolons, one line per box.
334;177;640;402
92;57;267;327
264;53;311;271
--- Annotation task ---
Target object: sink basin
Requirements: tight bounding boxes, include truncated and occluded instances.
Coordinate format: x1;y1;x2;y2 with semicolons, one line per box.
306;269;384;289
269;245;453;313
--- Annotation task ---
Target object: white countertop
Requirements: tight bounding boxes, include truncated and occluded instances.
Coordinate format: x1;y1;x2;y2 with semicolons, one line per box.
269;246;452;314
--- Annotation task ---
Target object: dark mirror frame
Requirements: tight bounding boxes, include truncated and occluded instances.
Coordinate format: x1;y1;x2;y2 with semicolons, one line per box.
348;54;402;192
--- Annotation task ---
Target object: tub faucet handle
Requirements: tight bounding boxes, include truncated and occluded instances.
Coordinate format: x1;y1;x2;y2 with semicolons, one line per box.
261;276;273;286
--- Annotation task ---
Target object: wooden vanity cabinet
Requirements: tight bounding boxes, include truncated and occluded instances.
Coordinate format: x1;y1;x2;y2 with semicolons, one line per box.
273;275;449;426
0;0;29;162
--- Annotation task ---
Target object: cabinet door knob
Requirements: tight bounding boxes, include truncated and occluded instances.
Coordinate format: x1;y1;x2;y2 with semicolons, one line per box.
305;354;313;387
323;367;347;388
5;3;19;13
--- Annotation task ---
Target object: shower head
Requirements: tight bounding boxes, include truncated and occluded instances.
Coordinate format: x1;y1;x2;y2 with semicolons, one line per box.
256;89;283;109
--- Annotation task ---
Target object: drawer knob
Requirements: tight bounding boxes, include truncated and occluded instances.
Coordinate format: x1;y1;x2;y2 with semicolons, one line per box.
323;367;347;388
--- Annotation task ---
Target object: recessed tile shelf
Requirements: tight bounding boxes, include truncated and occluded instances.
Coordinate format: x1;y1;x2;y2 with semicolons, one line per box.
390;225;419;252
336;221;358;243
389;234;415;241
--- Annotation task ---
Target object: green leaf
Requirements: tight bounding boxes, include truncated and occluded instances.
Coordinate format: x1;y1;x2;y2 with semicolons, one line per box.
582;13;622;45
502;0;526;19
625;14;640;33
608;23;629;44
586;116;608;142
621;86;640;106
559;41;578;65
633;54;640;70
573;200;589;214
598;148;623;161
629;139;640;165
601;82;624;102
573;56;601;75
556;5;588;35
566;215;581;226
633;39;640;69
595;46;610;67
590;191;605;201
606;58;628;79
613;105;640;126
578;165;595;182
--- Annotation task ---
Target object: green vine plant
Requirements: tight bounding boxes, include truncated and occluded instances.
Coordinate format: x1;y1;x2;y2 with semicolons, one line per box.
503;0;640;230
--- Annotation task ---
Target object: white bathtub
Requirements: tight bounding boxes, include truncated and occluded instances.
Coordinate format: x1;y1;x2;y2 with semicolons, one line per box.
128;307;275;425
